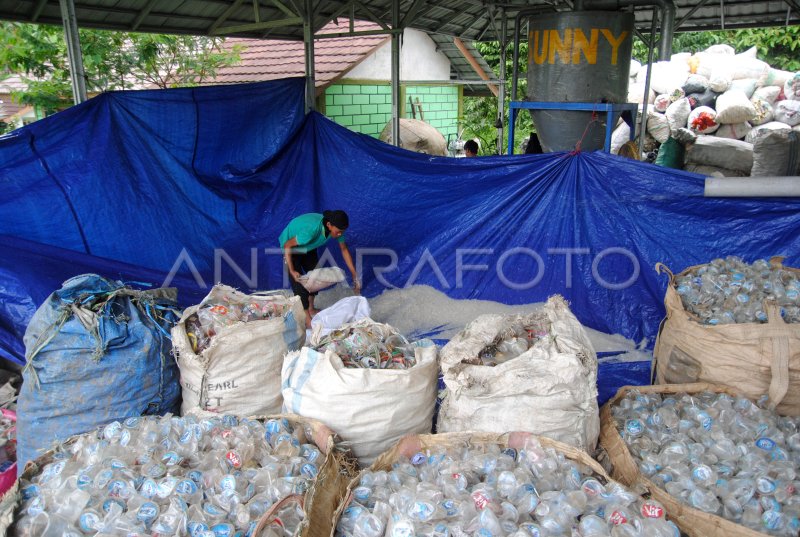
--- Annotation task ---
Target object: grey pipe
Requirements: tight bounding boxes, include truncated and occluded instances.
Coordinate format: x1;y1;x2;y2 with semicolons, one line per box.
705;177;800;198
638;8;657;157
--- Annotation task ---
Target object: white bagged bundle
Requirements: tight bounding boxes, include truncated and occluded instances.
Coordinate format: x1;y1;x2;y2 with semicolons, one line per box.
785;72;800;100
715;122;752;141
745;121;793;144
629;59;641;79
737;46;758;59
715;90;757;124
775;100;800;126
685;136;754;174
173;286;305;416
437;296;599;451
282;319;438;465
299;266;346;293
682;74;709;95
760;69;794;89
708;72;732;93
639;61;689;94
671;52;692;63
610;122;631;155
729;78;758;99
705;44;735;56
751;129;800;177
730;57;770;81
749;98;774;126
647;110;670;143
654;94;671;113
687;106;719;134
627;82;655;105
752;85;781;105
666;97;691;133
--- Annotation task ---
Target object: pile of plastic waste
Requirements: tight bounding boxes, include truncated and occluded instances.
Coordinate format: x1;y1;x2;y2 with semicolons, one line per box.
674;257;800;325
336;437;678;537
13;415;321;537
470;316;551;367
613;389;800;535
0;411;16;475
313;323;419;370
185;288;294;353
622;44;800;177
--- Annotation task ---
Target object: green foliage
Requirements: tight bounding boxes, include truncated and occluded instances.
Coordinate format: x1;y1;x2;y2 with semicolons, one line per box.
0;22;241;113
461;40;534;155
632;26;800;71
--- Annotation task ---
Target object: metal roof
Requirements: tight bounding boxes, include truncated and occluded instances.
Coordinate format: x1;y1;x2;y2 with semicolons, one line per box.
1;0;797;42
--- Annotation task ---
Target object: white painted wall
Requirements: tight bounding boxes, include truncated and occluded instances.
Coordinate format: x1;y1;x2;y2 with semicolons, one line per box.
343;28;451;81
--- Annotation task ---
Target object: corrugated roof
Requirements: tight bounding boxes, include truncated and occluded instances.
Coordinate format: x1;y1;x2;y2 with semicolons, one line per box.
210;20;388;87
0;1;795;43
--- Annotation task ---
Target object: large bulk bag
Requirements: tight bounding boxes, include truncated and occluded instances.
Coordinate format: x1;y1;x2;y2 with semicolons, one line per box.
437;296;599;451
750;129;800;177
653;262;800;416
17;274;180;472
599;383;773;537
715;90;757;124
281;319;438;465
173;285;305;417
745;121;792;144
715;122;752;141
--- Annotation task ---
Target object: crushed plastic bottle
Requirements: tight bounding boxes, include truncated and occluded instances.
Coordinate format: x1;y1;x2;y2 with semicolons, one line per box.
613;389;800;536
469;315;552;367
335;437;679;537
13;414;321;536
674;256;800;325
313;323;421;370
185;287;295;353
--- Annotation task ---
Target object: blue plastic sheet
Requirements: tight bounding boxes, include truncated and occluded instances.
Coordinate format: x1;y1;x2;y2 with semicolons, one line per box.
2;78;800;371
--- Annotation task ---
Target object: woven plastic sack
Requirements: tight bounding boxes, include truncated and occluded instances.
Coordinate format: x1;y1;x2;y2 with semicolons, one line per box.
775;100;800;126
17;275;180;471
647;111;670;143
687;106;719;134
715;90;756;124
751;129;800;177
665;97;691;133
682;74;708;95
752;85;781;105
729;78;757;99
749;98;774;126
685;136;754;174
760;69;794;89
784;72;800;101
715;122;752;141
745;121;793;144
299;267;346;293
654;94;671;113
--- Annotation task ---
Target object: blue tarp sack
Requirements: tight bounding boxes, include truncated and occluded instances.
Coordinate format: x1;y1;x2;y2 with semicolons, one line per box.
17;274;181;471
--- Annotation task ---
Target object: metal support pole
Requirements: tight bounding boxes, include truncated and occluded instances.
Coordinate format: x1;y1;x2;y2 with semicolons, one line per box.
638;9;657;158
390;0;401;146
496;8;507;155
303;0;315;112
59;0;87;104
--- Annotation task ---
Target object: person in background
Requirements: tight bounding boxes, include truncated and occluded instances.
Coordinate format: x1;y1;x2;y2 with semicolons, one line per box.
279;210;360;328
525;133;543;154
464;139;479;157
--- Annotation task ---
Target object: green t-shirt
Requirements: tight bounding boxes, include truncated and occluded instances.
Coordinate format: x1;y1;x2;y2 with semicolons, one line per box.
278;212;346;253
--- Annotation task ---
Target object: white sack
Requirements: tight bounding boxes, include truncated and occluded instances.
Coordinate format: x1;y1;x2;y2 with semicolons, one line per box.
751;130;800;177
715;122;752;141
282;320;438;465
745;121;793;144
752;86;781;105
785;73;800;101
308;296;371;343
437;296;599;451
647;111;670;143
775;100;800;126
749;98;774;126
299;267;346;293
666;97;691;133
688;106;719;134
715;90;757;124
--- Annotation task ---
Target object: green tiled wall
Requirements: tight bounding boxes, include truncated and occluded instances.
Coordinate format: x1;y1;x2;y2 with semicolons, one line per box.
322;83;460;141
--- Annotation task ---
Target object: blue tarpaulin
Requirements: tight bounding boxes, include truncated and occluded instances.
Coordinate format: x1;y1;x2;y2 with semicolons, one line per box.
2;77;800;369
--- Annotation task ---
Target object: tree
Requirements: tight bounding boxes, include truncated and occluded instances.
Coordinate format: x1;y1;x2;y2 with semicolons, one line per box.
0;22;242;114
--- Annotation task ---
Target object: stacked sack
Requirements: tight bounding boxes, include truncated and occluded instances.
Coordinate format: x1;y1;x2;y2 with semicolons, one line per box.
621;45;800;177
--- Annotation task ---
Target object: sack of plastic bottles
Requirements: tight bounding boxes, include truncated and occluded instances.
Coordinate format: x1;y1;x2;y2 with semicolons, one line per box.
173;286;305;417
282;319;438;465
334;431;679;537
298;267;346;293
6;413;350;537
438;296;599;451
600;383;800;537
654;259;800;416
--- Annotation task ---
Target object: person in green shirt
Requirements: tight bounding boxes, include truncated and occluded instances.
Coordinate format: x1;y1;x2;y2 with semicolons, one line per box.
279;210;360;327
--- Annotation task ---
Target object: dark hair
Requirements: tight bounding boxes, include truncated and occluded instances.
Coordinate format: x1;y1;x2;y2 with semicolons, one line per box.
464;140;479;155
323;210;349;230
525;133;543;154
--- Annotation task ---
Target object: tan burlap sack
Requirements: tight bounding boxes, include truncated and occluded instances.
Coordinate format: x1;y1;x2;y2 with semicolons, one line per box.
3;414;355;537
599;383;766;537
653;260;800;416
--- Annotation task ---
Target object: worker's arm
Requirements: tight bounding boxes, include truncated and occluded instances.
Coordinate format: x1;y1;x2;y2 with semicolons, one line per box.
339;241;361;295
283;237;301;282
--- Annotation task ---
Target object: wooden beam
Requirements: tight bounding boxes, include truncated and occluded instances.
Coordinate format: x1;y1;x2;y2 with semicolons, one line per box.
209;0;247;34
453;37;498;97
271;0;297;17
131;0;159;30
